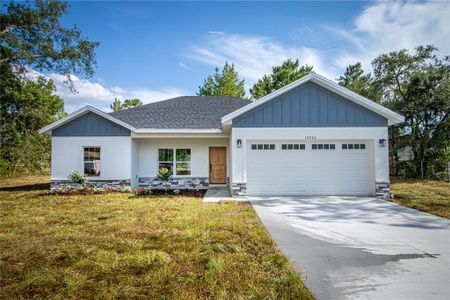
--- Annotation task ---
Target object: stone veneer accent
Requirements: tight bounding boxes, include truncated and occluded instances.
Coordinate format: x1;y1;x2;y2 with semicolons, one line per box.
231;183;247;197
139;177;208;190
375;181;390;197
51;179;130;190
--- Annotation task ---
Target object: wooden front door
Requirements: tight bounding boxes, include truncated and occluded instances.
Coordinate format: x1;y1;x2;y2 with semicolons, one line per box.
209;147;227;184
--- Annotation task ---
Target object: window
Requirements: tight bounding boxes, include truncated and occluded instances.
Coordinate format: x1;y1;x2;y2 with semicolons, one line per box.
282;144;306;150
176;149;191;175
251;144;275;150
342;143;366;150
158;148;191;175
312;144;335;150
158;149;174;174
83;147;100;176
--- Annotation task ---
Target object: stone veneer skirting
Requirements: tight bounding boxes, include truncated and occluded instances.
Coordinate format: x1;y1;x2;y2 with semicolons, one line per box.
139;177;209;190
231;183;247;197
51;179;131;190
375;181;390;197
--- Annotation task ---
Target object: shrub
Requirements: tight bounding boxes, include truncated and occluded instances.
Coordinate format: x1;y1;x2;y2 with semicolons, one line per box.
156;168;171;182
68;171;86;184
117;185;132;193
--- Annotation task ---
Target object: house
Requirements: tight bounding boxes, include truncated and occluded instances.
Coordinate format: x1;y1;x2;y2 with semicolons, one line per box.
40;73;404;197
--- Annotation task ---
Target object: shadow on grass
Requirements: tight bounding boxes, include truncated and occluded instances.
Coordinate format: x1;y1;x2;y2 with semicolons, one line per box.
0;183;50;192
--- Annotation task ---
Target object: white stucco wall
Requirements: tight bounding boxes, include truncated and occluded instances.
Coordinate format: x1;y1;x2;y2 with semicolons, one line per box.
51;136;132;180
231;127;389;190
135;138;229;179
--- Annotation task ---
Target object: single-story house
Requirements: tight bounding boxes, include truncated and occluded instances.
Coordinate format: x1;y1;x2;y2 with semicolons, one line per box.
40;73;404;197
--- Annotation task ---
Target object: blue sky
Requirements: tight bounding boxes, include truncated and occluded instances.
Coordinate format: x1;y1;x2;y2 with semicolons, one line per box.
41;1;450;112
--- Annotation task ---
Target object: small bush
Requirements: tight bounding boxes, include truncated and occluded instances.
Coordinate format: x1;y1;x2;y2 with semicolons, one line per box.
68;171;86;184
156;168;171;182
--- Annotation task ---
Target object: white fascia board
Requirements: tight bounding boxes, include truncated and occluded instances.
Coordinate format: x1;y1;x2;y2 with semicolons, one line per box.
134;128;223;133
39;105;136;134
221;72;405;126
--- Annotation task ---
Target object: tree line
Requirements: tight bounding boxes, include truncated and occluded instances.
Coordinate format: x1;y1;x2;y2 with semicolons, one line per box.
1;0;448;179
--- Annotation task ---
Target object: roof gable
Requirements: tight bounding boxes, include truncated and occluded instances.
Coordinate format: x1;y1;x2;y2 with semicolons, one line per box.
233;81;387;127
39;106;136;135
222;73;404;126
52;112;131;136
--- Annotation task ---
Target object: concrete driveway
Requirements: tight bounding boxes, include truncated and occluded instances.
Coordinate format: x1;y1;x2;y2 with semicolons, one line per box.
250;196;450;300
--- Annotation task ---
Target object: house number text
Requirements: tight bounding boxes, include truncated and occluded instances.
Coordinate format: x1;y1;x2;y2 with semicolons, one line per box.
305;136;316;140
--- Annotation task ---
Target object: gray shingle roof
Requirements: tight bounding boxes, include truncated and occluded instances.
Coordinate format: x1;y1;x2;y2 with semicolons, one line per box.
110;96;251;129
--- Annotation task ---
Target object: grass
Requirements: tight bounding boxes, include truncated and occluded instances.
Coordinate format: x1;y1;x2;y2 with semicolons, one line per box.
390;177;450;219
0;176;312;299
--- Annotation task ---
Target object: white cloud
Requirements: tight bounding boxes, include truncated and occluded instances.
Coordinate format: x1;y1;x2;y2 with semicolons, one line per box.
178;62;192;71
28;70;187;113
332;1;450;71
187;33;335;87
188;1;449;86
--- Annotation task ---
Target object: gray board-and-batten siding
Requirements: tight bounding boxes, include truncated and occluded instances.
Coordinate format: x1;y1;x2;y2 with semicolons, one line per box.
233;82;387;127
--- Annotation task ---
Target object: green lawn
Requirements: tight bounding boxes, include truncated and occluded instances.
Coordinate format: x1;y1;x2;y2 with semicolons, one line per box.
390;177;450;219
0;176;312;299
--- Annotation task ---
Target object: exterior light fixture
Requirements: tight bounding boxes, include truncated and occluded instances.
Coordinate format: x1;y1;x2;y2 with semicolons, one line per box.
379;139;387;148
237;139;242;148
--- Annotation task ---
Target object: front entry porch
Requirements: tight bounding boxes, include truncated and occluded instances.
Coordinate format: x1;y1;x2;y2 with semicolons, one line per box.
133;137;230;190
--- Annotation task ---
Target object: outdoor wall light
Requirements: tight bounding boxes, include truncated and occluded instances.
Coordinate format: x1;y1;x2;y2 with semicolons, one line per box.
237;139;242;148
379;139;387;148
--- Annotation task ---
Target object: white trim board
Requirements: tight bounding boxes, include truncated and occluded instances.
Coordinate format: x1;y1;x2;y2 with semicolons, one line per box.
221;72;405;126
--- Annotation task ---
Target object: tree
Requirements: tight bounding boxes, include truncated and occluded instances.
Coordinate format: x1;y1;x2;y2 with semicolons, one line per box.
197;62;246;98
338;62;382;102
0;75;65;175
0;0;99;175
1;0;99;81
250;59;313;99
372;45;450;179
110;98;143;112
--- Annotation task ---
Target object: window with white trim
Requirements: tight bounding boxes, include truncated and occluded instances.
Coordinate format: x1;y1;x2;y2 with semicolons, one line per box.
158;148;191;175
83;147;100;176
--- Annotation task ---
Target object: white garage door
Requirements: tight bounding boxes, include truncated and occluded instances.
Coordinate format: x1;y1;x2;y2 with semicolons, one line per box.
246;141;373;195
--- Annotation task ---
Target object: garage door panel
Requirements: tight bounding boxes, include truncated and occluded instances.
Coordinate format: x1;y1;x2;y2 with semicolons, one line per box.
246;140;373;196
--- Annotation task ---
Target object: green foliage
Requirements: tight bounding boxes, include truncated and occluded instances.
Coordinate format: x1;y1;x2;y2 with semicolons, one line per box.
0;0;99;176
338;62;382;102
372;45;449;179
197;62;246;98
156;168;172;182
110;97;143;112
0;72;65;175
0;0;99;81
250;59;313;99
68;170;86;184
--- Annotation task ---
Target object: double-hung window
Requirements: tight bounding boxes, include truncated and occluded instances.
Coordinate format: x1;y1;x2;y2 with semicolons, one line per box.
83;147;100;176
158;148;191;176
